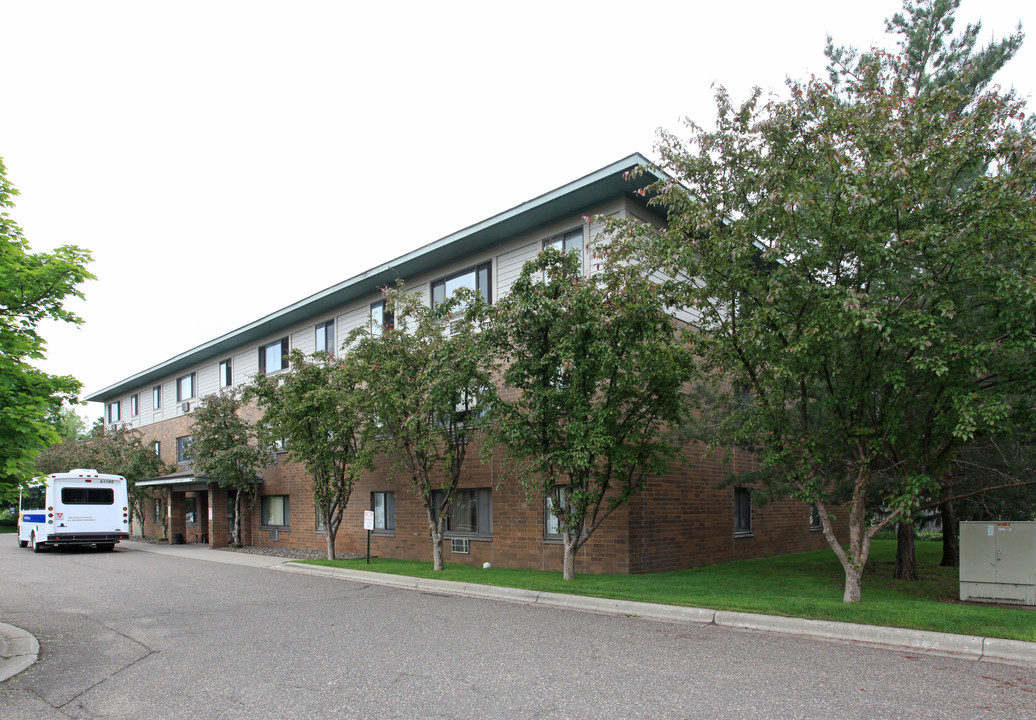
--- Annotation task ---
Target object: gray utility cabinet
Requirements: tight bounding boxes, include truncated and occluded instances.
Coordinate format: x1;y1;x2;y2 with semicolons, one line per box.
959;521;1036;605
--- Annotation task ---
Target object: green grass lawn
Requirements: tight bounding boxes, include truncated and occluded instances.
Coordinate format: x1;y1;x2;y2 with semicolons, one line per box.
302;539;1036;642
0;525;16;534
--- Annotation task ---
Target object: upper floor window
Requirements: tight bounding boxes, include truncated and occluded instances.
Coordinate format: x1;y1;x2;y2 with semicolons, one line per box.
315;320;335;355
219;359;232;388
176;373;195;402
130;394;139;417
176;435;193;466
544;228;583;259
369;300;394;336
259;337;289;374
107;401;120;424
431;261;491;308
153;385;162;410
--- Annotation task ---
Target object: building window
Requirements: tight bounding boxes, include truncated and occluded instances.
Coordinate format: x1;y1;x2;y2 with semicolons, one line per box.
432;488;492;537
810;504;822;531
154;441;161;457
431;261;492;308
261;495;290;529
734;487;752;536
153;498;164;524
219;359;232;388
130;394;139;417
543;228;584;275
369;300;394;335
176;435;193;466
153;385;162;410
259;337;289;374
176;373;195;402
544;487;568;539
315;320;335;355
185;497;197;525
107;401;120;424
372;491;395;533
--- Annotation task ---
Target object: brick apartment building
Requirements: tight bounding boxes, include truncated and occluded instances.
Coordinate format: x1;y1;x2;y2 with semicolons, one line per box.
85;154;841;574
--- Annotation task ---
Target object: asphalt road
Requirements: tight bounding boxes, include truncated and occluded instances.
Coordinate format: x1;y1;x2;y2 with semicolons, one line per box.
1;539;1034;719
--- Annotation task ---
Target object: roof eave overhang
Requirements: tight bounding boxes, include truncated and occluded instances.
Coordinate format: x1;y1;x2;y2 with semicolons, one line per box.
86;153;663;402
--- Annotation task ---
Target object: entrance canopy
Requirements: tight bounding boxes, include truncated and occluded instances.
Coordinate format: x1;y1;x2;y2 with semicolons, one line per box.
136;470;263;493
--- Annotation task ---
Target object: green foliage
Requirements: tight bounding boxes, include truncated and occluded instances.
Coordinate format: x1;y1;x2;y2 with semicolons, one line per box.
348;284;497;570
248;349;373;560
0;156;94;502
614;42;1036;601
186;390;269;544
33;423;174;531
490;247;695;579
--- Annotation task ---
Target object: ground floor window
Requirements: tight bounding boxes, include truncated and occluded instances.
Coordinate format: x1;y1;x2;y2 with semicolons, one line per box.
153;498;164;524
185;497;197;525
432;488;492;538
810;503;822;531
261;495;290;529
372;491;395;534
544;487;568;539
734;487;752;536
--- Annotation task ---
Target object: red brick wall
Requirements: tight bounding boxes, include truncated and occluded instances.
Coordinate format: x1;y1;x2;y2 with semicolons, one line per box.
135;416;846;573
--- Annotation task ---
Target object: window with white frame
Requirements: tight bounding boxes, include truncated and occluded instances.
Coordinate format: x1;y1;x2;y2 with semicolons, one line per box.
431;261;492;308
369;300;394;335
544;487;568;539
107;401;120;424
543;228;584;273
130;394;139;417
261;495;290;529
219;358;232;387
372;491;395;533
154;440;161;457
176;435;193;466
734;487;752;535
153;385;162;410
315;320;335;355
431;488;492;537
176;372;195;402
259;337;289;374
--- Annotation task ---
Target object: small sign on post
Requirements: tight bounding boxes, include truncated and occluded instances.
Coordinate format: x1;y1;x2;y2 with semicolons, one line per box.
363;510;374;564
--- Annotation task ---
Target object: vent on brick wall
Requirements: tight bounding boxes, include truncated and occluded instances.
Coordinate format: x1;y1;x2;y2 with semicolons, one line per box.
269;529;279;541
451;537;469;554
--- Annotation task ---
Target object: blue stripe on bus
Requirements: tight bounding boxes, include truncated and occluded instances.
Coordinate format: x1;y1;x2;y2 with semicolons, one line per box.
22;514;46;523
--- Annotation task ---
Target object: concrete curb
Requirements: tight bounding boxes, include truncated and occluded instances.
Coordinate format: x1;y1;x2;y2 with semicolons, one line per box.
276;562;1036;669
0;622;40;683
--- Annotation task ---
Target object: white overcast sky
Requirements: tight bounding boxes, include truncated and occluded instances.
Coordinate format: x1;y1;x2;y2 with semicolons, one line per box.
1;0;1032;423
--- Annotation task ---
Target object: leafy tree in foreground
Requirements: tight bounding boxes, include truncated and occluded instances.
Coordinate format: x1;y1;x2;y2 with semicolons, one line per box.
349;285;496;571
34;423;173;534
827;0;1026;578
614;48;1036;602
249;350;373;560
186;390;269;545
0;156;94;503
491;248;695;580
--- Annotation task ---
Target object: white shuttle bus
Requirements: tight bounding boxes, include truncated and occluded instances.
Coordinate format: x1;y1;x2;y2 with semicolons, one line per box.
18;469;130;552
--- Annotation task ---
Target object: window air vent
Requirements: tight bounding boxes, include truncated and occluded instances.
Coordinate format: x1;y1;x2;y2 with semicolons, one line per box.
269;529;279;541
451;537;470;554
181;402;190;413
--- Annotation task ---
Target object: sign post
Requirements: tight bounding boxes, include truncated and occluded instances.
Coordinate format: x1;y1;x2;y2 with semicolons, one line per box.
363;510;374;564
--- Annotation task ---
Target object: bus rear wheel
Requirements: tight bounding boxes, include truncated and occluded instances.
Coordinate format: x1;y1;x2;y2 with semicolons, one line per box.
31;532;45;553
18;539;28;548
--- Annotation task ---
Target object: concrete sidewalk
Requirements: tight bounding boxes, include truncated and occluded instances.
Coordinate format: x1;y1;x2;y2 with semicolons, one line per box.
4;538;1034;684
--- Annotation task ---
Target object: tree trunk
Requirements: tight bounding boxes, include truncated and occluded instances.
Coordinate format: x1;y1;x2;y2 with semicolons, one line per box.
843;564;863;603
562;534;577;580
940;500;959;567
430;522;444;571
893;520;918;580
325;519;337;561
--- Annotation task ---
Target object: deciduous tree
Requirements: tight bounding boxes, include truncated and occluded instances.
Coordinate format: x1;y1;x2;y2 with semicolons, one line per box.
615;47;1036;602
249;350;372;560
491;248;695;580
0;157;93;503
349;285;496;571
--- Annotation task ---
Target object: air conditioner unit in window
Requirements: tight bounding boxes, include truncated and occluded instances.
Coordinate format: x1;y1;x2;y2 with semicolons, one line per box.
181;402;190;413
451;537;470;554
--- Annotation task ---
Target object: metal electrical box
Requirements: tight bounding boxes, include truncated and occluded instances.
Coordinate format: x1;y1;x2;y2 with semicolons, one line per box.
959;521;1036;605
